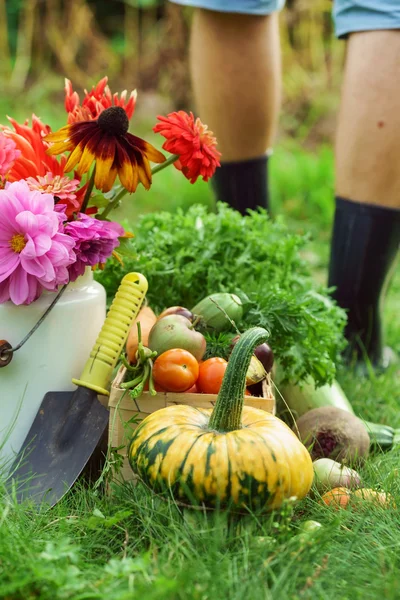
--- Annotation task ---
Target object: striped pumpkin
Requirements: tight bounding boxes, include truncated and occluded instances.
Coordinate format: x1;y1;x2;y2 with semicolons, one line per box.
128;327;313;511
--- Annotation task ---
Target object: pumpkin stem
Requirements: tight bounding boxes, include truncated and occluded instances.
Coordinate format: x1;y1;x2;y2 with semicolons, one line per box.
208;327;270;432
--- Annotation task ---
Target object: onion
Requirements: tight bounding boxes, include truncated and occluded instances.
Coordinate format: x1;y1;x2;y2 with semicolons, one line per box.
313;458;361;494
254;343;274;373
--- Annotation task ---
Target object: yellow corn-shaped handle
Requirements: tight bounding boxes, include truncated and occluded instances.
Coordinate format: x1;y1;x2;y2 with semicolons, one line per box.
72;272;148;396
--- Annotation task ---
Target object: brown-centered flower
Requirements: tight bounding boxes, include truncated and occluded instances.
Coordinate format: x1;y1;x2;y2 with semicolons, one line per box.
44;106;166;193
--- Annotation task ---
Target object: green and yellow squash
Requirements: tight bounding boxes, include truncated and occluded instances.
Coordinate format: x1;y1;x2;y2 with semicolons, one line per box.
128;327;313;511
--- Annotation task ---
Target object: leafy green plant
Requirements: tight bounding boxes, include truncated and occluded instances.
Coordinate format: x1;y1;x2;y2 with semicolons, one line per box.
96;203;346;387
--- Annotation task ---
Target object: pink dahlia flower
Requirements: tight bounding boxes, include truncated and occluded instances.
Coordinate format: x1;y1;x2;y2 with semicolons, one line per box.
64;214;123;281
0;133;21;177
0;181;76;305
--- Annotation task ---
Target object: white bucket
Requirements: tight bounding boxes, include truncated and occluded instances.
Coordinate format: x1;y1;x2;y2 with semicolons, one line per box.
0;269;106;469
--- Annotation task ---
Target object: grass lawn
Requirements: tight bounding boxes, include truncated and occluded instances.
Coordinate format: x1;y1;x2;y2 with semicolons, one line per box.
1;140;399;600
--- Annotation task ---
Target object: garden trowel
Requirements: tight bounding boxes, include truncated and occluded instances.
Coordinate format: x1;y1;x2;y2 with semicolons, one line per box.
7;272;148;507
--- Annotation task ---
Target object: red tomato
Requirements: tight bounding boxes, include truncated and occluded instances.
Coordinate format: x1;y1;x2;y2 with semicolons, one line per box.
185;383;198;393
197;357;228;394
152;349;199;392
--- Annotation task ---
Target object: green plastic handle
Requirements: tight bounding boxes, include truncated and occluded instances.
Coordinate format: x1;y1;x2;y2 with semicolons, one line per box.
72;272;148;396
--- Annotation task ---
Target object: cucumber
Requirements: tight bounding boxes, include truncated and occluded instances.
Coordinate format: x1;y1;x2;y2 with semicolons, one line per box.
364;421;394;450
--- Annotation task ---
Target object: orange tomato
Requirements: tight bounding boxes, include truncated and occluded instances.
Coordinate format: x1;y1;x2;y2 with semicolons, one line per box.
321;487;395;510
152;348;199;392
197;357;228;394
321;487;352;509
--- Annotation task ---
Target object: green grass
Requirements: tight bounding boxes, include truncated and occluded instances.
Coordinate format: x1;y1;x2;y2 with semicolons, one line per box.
1;140;399;600
2;453;400;600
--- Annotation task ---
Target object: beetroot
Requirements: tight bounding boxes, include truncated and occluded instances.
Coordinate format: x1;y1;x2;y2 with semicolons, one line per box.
294;406;370;464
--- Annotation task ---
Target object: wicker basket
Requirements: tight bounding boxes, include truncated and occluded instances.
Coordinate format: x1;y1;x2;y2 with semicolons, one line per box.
108;365;276;483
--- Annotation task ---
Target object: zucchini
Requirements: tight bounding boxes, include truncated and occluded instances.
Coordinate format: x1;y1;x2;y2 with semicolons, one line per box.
364;421;394;450
275;370;355;419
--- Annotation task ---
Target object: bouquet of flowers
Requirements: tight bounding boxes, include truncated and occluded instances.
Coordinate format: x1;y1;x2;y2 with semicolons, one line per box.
0;77;221;306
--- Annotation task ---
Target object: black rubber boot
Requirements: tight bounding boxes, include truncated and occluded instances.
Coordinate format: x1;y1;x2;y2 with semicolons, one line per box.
328;197;400;369
211;154;270;215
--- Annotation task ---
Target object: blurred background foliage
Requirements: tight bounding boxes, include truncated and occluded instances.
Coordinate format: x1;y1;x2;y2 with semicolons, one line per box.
1;0;344;145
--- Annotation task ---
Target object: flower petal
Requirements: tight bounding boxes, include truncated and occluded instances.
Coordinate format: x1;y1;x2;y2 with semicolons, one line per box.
20;256;46;277
26;274;42;303
45;140;74;156
0;222;14;242
33;233;52;257
0;280;11;303
94;136;117;191
0;250;19;282
9;268;29;305
122;139;152;190
115;142;138;193
35;254;55;282
69;122;99;145
44;125;71;143
99;165;118;193
14;210;39;236
76;130;103;176
136;155;152;190
64;141;84;173
126;133;165;164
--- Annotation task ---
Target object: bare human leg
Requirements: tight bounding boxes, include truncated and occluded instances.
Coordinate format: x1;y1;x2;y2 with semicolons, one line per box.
190;9;281;213
329;31;400;368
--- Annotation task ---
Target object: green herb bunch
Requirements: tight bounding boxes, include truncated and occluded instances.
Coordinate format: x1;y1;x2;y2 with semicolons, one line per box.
96;203;346;387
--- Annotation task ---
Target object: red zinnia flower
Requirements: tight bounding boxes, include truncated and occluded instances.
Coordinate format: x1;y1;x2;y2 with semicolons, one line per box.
2;116;65;181
1;116;84;216
45;106;165;193
65;77;137;124
153;111;221;183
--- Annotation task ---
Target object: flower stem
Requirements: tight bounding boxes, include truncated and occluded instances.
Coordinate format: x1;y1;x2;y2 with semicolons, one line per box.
100;153;180;220
100;187;127;220
80;168;96;214
151;153;179;175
